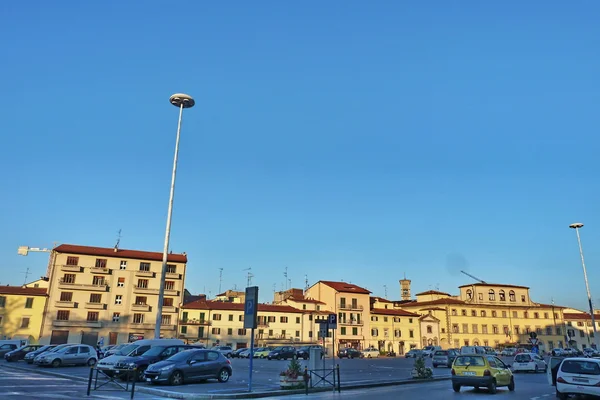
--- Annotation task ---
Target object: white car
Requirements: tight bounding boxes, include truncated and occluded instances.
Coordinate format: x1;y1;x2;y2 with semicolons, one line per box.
502;347;516;356
361;348;380;358
552;348;564;356
552;357;600;399
512;352;547;373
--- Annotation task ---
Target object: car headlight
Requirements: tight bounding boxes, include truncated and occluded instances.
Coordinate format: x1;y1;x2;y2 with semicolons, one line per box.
128;363;137;368
158;364;175;371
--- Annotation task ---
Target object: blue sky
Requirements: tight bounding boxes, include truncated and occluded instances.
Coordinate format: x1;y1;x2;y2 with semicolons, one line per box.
1;1;599;310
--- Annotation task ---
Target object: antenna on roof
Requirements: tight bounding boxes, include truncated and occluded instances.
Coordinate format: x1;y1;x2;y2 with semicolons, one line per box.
288;278;291;289
304;275;309;292
22;267;31;285
218;268;223;294
115;229;122;250
384;285;388;299
284;267;288;290
273;283;276;294
243;268;253;287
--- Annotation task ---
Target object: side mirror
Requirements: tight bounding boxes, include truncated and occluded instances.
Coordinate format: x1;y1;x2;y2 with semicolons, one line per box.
506;364;512;369
188;360;197;365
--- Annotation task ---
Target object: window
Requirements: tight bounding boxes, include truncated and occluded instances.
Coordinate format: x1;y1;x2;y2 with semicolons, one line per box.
536;327;542;335
512;311;518;318
352;327;358;335
462;324;468;333
137;279;148;288
492;325;499;334
238;329;247;335
87;312;99;322
478;293;483;300
211;328;220;334
62;274;76;284
482;325;488;334
466;289;473;299
117;277;125;287
409;330;414;338
524;311;529;318
112;313;120;322
181;326;187;334
521;295;526;302
115;295;122;305
166;264;176;273
135;296;147;305
471;310;477;317
280;316;288;323
492;311;497;317
371;328;378;337
163;298;173;307
514;326;520;334
502;311;507;318
461;309;467;316
227;314;233;321
139;262;150;271
534;312;539;319
92;276;105;285
384;317;388;322
556;327;562;335
213;314;222;321
60;292;73;302
120;260;127;270
57;310;70;320
452;324;459;333
165;281;175;290
239;315;244;322
427;325;433;334
544;312;549;319
472;324;478;333
95;259;107;268
503;326;509;335
66;256;79;266
480;310;486;317
488;290;495;301
133;313;144;323
509;290;516;301
394;329;401;337
451;309;457;316
21;317;30;328
499;290;505;301
227;328;233;335
89;294;102;303
296;317;300;323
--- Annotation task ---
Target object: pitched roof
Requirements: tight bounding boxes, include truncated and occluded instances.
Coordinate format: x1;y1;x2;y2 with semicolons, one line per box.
0;286;47;296
371;296;393;303
370;308;419;317
54;244;187;263
415;290;451;296
319;281;371;295
183;300;302;314
458;283;529;290
564;312;600;320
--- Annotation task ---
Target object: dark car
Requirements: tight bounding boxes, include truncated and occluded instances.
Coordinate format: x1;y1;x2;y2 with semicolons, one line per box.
4;344;44;362
114;345;194;381
0;344;19;357
267;346;297;360
337;348;361;359
24;345;56;364
144;349;232;385
432;349;458;368
296;345;324;360
230;348;247;358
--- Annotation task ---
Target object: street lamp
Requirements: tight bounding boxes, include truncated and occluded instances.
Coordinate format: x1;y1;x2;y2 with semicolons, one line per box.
154;93;195;339
569;222;600;349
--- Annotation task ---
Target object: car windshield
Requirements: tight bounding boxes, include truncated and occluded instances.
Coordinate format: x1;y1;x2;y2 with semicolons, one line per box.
454;356;485;366
118;344;141;356
167;350;196;362
434;351;448;356
515;354;531;362
299;346;309;350
561;360;600;375
273;347;284;351
36;345;52;352
140;346;167;357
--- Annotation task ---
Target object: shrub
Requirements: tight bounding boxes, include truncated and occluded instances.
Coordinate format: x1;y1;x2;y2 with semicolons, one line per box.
280;358;302;379
413;356;433;379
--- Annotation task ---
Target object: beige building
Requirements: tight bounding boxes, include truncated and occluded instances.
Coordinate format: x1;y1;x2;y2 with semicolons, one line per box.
563;308;600;350
0;280;48;342
369;297;421;354
40;244;187;346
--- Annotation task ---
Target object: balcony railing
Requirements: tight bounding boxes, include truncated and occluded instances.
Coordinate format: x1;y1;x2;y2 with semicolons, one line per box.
257;322;270;328
58;279;108;292
131;304;151;312
85;302;106;310
339;320;364;326
53;320;102;328
164;288;179;296
180;319;211;326
135;270;154;278
90;266;111;274
55;301;76;308
338;304;363;310
133;286;160;294
165;272;181;279
61;264;82;272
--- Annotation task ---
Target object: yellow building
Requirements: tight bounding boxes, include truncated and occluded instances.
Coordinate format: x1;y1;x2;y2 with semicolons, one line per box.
563;308;600;350
369;297;421;354
0;280;48;342
40;244;187;346
396;282;566;352
180;298;307;348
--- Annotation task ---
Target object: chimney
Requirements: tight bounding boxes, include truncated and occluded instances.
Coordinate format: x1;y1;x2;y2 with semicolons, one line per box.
113;246;118;253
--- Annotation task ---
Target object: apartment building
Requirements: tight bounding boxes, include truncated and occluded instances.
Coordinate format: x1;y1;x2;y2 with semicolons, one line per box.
180;298;306;348
369;297;421;353
563;308;600;350
0;279;48;341
40;244;187;346
396;282;566;352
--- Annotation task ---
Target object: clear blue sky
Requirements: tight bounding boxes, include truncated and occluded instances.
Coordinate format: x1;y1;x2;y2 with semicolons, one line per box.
1;1;599;310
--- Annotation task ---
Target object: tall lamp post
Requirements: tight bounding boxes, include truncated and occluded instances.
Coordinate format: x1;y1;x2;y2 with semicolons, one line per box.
154;93;195;339
569;222;599;349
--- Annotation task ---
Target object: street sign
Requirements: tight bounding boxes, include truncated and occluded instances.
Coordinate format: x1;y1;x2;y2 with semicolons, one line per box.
328;313;337;329
98;337;104;346
244;286;259;329
318;320;329;338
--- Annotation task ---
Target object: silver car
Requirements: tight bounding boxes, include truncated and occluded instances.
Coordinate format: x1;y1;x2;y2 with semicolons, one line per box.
35;344;98;367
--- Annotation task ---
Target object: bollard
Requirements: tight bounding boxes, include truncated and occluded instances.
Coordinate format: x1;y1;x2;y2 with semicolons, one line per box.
303;366;309;395
130;368;137;400
336;364;341;393
87;366;94;396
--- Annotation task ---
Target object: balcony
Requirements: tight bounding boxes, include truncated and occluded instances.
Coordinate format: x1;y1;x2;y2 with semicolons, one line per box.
338;304;363;311
61;264;82;272
257;322;270;328
135;270;154;278
90;266;111;274
339;320;364;326
58;279;108;292
53;320;102;328
164;288;179;296
55;301;76;308
85;302;106;310
131;304;151;312
165;272;181;279
180;319;211;326
162;306;178;313
133;286;160;295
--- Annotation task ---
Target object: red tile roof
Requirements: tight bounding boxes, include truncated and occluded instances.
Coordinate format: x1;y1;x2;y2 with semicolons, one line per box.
458;283;529;289
320;281;371;295
370;308;419;317
415;290;451;296
183;300;303;314
371;296;393;303
0;286;47;296
54;244;187;263
564;312;600;320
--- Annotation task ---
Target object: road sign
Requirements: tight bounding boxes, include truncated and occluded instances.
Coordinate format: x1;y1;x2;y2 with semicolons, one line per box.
328;313;337;329
318;321;329;338
244;286;259;329
98;337;104;346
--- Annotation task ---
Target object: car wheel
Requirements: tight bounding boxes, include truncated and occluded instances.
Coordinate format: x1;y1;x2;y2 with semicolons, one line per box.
367;355;372;358
488;379;497;394
87;358;97;367
433;364;437;368
51;359;61;368
452;383;460;392
303;356;308;360
534;365;539;373
556;389;567;399
136;367;147;382
508;377;515;391
169;370;184;386
218;368;230;383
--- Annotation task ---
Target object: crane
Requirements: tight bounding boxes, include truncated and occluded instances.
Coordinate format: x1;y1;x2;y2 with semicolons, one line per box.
461;270;487;284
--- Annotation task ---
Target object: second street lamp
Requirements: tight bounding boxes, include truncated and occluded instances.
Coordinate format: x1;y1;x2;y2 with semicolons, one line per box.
154;93;195;339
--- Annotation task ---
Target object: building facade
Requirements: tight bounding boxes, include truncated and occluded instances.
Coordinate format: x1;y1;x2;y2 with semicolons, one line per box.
0;281;48;342
563;308;600;350
40;244;187;346
369;297;421;354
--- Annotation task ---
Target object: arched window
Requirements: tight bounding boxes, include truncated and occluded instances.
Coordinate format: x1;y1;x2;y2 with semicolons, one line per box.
509;290;516;302
427;325;433;334
499;290;506;301
466;289;473;300
473;340;480;346
489;289;496;301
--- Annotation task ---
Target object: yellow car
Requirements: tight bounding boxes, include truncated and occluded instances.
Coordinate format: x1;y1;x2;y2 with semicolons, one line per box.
451;354;515;394
253;347;272;359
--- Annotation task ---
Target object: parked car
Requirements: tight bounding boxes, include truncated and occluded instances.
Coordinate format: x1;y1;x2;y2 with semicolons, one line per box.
432;349;458;368
422;346;441;357
103;343;128;358
512;352;547;373
239;348;259;358
552;348;564;357
24;345;56;364
361;347;380;358
460;346;486;355
4;344;44;361
144;349;232;385
211;346;233;358
114;344;194;381
296;345;324;360
405;349;423;358
97;339;183;376
230;348;247;358
584;348;600;358
553;357;600;399
501;347;517;356
267;346;297;360
35;344;98;367
337;348;361;359
33;344;72;364
0;343;19;358
451;354;514;393
253;347;273;359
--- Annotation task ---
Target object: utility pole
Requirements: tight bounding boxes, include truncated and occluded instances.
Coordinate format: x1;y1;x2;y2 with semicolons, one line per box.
218;268;223;294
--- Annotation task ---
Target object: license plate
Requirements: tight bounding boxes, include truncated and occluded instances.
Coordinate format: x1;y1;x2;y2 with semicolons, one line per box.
146;378;151;382
573;378;589;383
519;363;528;366
462;372;476;376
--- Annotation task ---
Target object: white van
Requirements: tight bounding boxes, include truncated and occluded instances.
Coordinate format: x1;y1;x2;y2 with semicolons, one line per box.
460;346;486;355
97;339;183;375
